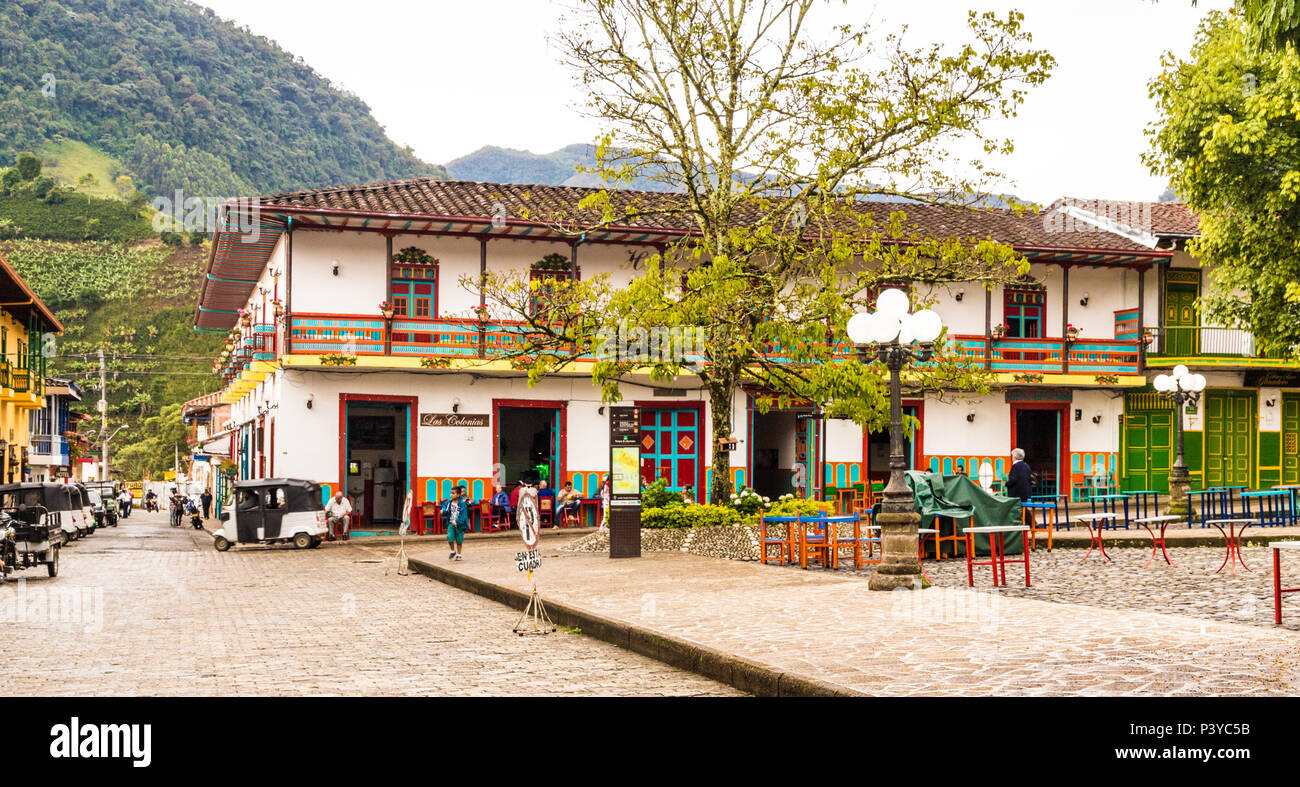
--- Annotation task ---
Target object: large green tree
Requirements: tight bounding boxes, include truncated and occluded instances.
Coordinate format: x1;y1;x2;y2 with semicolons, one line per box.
506;0;1051;504
1146;10;1300;354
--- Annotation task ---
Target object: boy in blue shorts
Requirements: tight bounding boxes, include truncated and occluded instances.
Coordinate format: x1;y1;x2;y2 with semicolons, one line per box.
443;485;470;561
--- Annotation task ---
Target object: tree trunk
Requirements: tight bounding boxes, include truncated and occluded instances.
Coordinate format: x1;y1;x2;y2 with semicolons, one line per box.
708;374;737;504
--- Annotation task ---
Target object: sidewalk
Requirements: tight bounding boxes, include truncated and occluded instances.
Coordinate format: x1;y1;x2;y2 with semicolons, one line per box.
409;534;1300;697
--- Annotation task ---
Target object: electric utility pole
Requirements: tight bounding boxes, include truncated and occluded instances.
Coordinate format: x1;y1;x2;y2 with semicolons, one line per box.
98;349;108;482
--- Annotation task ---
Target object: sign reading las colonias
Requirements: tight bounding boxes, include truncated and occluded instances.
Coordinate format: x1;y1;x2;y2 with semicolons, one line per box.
420;413;490;428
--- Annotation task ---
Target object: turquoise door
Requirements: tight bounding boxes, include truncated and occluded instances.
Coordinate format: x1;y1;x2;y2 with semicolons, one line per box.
639;408;700;501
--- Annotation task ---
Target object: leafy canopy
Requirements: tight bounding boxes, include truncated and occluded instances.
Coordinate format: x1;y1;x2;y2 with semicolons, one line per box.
1146;10;1300;354
467;1;1052;502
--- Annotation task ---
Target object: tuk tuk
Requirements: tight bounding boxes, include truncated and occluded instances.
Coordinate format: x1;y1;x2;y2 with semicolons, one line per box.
70;484;95;536
0;483;76;563
83;482;119;528
213;479;327;551
0;485;61;578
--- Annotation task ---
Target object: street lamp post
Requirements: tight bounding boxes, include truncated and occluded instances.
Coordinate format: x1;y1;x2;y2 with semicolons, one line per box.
101;424;128;483
846;289;944;591
1153;365;1206;517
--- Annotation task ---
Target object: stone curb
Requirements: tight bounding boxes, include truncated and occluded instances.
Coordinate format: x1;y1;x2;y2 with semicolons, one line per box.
407;556;860;698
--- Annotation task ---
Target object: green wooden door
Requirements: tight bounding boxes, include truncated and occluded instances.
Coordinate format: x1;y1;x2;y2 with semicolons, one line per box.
1123;411;1172;493
1204;391;1254;488
1283;394;1300;485
1164;283;1199;356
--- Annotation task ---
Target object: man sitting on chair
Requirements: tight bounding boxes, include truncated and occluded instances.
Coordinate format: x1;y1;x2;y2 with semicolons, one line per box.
555;481;582;526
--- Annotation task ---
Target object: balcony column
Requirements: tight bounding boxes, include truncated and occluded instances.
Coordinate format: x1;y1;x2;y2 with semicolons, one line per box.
384;235;394;356
284;221;294;354
1137;266;1147;373
1061;264;1070;374
984;287;992;370
478;237;488;359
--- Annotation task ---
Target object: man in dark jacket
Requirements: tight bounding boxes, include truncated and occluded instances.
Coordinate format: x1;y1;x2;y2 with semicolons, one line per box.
1006;447;1034;525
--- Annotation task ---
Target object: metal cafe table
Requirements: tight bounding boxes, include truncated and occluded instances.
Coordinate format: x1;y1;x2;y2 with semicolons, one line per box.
1206;517;1260;575
1133;514;1182;568
962;525;1031;587
1088;494;1132;529
1074;512;1118;563
1125;490;1161;522
1241;489;1293;528
1270;541;1300;624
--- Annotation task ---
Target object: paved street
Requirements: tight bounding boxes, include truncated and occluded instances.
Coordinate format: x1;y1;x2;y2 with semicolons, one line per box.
0;510;740;696
423;536;1300;696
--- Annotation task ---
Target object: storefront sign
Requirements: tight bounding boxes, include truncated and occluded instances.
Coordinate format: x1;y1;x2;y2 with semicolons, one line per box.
420;413;489;428
1004;390;1072;403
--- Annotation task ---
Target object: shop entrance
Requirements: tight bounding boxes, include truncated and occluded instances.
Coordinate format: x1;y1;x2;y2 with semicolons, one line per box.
751;410;798;499
1011;405;1065;497
496;403;562;488
864;404;922;487
342;399;412;530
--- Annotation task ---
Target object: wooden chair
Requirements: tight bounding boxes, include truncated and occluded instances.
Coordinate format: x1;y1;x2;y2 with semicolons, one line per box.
759;514;790;565
1023;502;1056;551
538;496;554;527
479;500;502;533
929;514;970;559
797;514;831;569
420;501;442;535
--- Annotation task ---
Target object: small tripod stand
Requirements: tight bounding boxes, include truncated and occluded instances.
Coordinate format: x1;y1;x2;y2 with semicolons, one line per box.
513;583;557;635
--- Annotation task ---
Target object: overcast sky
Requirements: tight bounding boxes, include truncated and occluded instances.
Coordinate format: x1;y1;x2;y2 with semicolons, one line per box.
192;0;1233;204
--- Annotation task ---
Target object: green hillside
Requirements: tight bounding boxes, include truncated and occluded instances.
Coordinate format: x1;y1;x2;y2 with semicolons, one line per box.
2;238;221;477
0;0;447;197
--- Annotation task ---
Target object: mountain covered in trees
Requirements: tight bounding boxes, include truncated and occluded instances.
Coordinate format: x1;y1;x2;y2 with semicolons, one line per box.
0;0;446;197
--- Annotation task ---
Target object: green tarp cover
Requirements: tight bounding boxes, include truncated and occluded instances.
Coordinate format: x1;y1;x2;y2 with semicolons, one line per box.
902;471;1024;556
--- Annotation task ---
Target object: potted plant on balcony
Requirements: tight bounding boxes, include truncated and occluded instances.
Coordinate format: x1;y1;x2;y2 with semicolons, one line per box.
379;300;396;321
394;246;437;265
1142;327;1155;347
1065;323;1080;342
991;323;1006;340
272;298;285;320
237;307;251;328
532;253;571;272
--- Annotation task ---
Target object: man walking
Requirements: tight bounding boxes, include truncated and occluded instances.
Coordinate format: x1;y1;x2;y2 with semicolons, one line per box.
200;488;213;519
442;485;469;561
1006;447;1034;526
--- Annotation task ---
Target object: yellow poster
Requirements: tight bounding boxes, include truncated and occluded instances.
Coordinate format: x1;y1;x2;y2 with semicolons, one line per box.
611;446;639;495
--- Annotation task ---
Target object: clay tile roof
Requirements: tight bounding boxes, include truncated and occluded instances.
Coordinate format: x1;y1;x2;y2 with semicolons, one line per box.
183;391;222;414
258;178;1170;255
1055;197;1201;238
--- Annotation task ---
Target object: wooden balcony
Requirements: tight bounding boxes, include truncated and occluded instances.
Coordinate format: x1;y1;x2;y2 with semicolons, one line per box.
280;312;1143;378
1147;325;1295;368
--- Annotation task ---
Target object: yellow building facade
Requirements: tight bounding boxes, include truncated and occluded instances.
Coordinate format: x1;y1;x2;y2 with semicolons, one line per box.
0;252;62;484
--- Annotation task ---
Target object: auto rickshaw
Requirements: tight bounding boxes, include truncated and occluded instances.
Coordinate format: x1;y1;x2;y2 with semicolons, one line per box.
0;485;60;578
0;483;83;549
213;479;328;551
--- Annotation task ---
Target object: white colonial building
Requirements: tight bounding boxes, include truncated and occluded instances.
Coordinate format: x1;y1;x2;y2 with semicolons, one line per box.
193;179;1290;529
